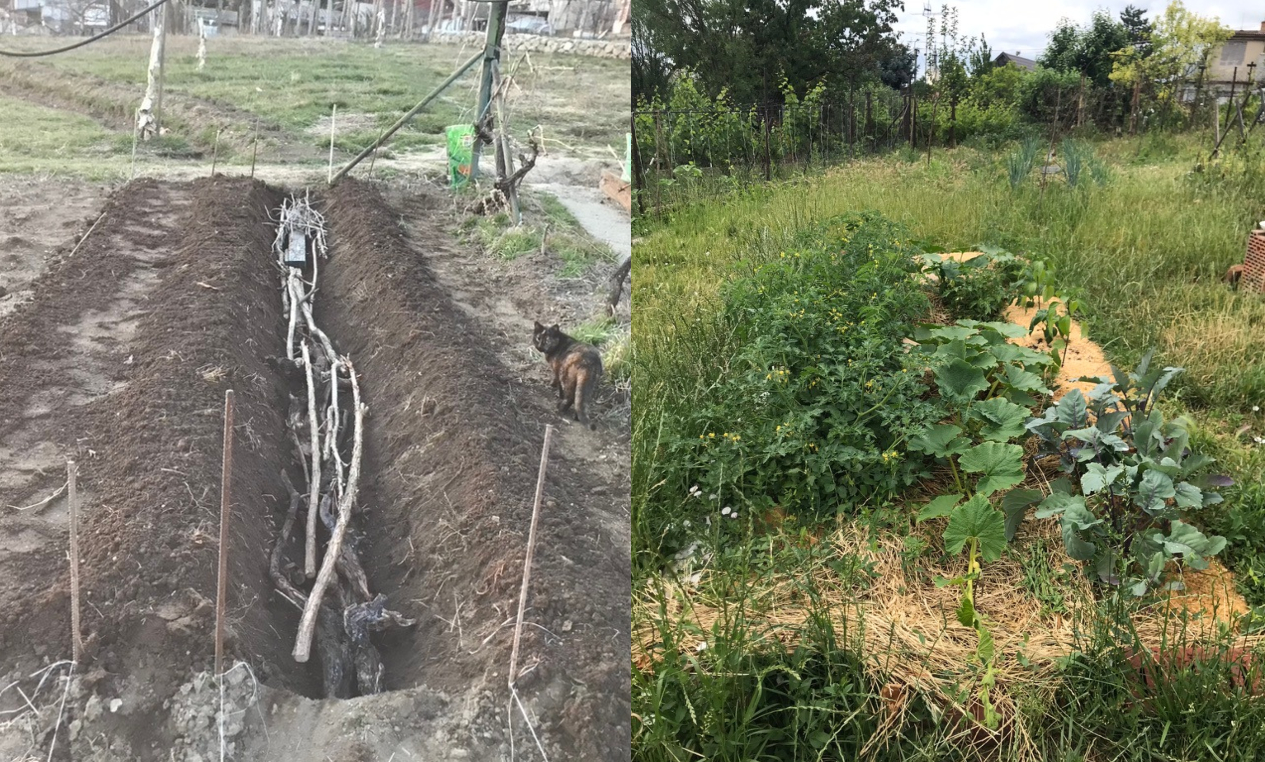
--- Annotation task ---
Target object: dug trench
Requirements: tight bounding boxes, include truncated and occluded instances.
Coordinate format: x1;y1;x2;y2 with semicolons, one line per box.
0;176;629;761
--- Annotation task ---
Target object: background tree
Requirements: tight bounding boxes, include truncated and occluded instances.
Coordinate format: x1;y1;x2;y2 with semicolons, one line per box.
1110;0;1230;130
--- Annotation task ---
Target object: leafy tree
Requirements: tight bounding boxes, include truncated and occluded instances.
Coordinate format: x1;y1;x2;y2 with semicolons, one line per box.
1018;67;1079;123
967;33;994;77
877;42;917;90
971;61;1029;105
1110;1;1230;124
630;0;906;106
1039;11;1128;87
1040;20;1081;73
1120;4;1154;58
939;50;970;145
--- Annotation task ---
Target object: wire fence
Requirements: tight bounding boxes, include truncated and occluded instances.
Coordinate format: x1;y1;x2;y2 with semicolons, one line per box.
633;91;910;213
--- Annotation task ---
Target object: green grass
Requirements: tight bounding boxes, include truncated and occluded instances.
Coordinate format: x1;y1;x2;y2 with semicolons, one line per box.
633;135;1265;760
0;96;129;175
0;35;629;160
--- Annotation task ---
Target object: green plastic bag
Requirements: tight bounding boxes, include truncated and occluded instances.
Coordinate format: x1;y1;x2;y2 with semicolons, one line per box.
623;132;632;182
446;124;475;188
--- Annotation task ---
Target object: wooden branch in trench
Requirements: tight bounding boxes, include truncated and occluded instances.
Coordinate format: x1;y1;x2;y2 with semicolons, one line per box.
272;471;307;611
293;361;365;663
302;341;322;579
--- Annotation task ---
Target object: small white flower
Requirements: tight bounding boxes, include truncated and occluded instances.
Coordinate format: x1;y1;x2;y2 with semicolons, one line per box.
695;641;708;652
709;494;718;501
1255;436;1265;445
1254;405;1261;412
730;512;739;520
721;506;731;516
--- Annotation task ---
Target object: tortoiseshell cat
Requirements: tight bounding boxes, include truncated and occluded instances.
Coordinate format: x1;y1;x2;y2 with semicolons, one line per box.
533;321;603;429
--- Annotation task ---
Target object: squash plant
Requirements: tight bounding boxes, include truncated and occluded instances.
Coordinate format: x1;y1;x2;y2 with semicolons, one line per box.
908;320;1051;728
1015;350;1231;596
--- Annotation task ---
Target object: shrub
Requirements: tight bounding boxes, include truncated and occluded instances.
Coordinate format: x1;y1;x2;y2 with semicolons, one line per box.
928;248;1029;321
1018;351;1231;596
666;214;947;523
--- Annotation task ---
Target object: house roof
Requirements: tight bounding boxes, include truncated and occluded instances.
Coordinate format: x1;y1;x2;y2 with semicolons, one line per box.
994;52;1036;70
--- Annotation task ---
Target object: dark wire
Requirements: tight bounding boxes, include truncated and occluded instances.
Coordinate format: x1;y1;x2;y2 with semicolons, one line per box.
0;0;175;58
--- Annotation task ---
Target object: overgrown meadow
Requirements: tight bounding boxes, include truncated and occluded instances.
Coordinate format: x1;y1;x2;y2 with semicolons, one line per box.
631;135;1265;761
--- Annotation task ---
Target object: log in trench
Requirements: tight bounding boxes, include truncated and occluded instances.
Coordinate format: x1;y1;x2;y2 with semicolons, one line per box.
267;193;413;698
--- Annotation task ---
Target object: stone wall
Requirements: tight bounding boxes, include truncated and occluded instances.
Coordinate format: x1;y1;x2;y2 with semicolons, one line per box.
428;32;630;60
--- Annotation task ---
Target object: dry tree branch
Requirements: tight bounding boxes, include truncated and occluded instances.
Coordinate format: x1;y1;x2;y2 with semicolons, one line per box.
272;471;307;611
301;341;321;579
7;482;67;512
293;360;365;663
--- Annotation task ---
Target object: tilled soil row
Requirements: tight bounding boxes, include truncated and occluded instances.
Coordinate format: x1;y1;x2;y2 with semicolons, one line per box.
304;179;630;760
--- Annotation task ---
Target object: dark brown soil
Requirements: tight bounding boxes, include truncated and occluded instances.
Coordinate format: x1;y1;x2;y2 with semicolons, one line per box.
313;179;630;759
0;175;629;761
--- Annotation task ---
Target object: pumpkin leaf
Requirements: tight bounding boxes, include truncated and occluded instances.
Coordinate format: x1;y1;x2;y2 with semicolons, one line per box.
959;442;1025;495
943;494;1008;563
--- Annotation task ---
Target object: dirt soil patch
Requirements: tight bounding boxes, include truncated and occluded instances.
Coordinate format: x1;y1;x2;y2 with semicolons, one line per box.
0;174;628;761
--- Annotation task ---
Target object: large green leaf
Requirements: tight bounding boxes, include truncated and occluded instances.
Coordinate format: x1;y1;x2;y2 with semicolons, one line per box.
1054;389;1089;428
1135;469;1176;515
957;593;977;627
1081;463;1123;495
1001;488;1043;541
943;494;1008;562
936;358;989;401
917;493;963;523
908;424;971;459
928;325;983;343
971;398;1029;442
1157;520;1226;567
959;442;1025;495
1060;501;1101;561
1173;481;1203;510
1034;491;1083;519
1002;363;1048;393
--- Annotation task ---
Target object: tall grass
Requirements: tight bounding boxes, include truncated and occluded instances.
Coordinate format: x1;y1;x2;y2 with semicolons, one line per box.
633;135;1265;760
637;139;1265;409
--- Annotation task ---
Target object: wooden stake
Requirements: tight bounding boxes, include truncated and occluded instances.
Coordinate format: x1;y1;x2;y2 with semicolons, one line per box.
328;104;337;185
509;424;552;686
210;127;221;176
67;460;84;663
216;389;235;677
250;119;259;178
293;361;365;663
130;119;139;180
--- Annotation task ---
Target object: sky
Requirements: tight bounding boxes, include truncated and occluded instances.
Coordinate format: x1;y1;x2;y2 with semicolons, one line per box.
891;1;1263;68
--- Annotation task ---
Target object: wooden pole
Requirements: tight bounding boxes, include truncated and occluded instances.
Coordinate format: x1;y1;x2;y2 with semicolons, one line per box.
67;460;84;663
509;424;552;685
215;389;235;677
471;0;508;179
330;50;481;183
156;0;168;132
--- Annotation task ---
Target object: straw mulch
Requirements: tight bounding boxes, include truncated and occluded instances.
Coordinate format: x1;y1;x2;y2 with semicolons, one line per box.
634;514;1263;759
